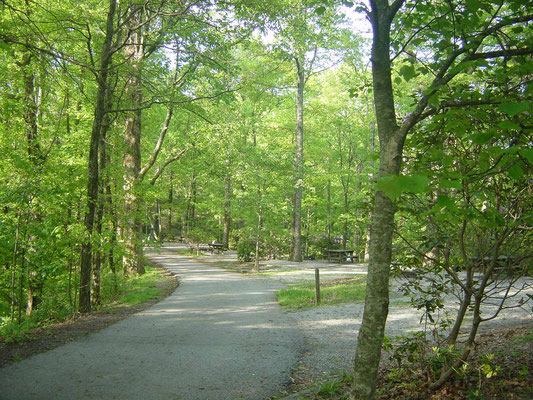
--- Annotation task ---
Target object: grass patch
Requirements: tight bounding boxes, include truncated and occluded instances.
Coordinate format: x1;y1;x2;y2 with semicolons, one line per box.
116;288;161;305
110;267;165;306
174;249;192;255
277;278;366;309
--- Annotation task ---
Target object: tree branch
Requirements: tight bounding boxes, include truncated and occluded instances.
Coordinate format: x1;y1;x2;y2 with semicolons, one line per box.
399;14;533;136
138;106;173;182
149;147;190;185
466;47;533;60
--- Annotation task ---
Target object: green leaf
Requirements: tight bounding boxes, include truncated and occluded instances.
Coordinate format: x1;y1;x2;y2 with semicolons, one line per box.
498;102;531;117
400;174;431;194
497;120;520;130
520;148;533;164
399;65;417;82
376;174;431;201
422;84;445;96
501;146;520;155
437;195;455;208
376;175;403;200
315;6;326;15
439;179;463;189
470;131;495;144
526;82;533;96
507;164;524;179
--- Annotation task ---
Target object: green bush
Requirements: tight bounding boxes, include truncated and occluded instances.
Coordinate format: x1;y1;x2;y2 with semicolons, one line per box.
237;239;256;262
0;319;38;343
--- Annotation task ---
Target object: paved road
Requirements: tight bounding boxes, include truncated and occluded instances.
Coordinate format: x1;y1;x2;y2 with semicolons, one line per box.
0;244;303;400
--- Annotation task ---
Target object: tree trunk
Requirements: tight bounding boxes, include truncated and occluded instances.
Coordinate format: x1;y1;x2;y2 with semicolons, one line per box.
79;0;117;313
223;174;231;249
254;183;263;272
353;2;406;398
364;81;376;263
289;56;305;262
364;228;371;263
153;199;161;241
91;249;102;308
343;191;349;250
21;48;43;317
305;207;311;258
168;171;173;240
185;173;197;234
107;181;118;294
18;250;25;324
92;106;112;308
326;179;332;252
122;6;145;275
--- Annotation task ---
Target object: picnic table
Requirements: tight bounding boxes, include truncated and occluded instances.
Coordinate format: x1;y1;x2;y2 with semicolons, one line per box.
208;242;224;254
471;255;515;274
326;249;358;263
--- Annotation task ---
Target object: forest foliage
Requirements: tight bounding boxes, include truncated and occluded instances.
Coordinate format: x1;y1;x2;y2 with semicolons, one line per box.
0;0;531;397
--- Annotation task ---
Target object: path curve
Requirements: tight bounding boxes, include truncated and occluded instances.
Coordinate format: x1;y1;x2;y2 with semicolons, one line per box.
0;244;303;400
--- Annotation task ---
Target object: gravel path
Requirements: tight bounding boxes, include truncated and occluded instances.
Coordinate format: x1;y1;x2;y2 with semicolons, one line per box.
199;249;533;386
0;246;304;400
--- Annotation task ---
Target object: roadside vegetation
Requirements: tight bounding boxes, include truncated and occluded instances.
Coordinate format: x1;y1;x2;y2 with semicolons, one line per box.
277;278;366;309
0;263;175;345
109;266;170;306
281;325;533;400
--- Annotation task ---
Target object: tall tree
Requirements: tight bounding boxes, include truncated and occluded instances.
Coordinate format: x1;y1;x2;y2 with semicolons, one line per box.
352;1;533;398
79;0;118;313
274;0;346;261
121;3;145;275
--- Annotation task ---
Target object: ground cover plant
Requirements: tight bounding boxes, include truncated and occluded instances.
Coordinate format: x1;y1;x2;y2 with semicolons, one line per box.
281;325;533;400
277;278;366;309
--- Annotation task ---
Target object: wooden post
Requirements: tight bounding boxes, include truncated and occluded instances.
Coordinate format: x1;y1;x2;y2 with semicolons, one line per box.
315;268;320;305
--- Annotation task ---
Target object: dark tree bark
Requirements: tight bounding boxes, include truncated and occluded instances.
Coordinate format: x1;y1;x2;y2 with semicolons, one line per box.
92;91;113;308
326;179;332;251
107;181;118;294
79;0;117;313
21;49;44;316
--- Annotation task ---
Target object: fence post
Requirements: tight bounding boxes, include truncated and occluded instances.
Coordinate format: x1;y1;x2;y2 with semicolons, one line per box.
315;268;320;305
